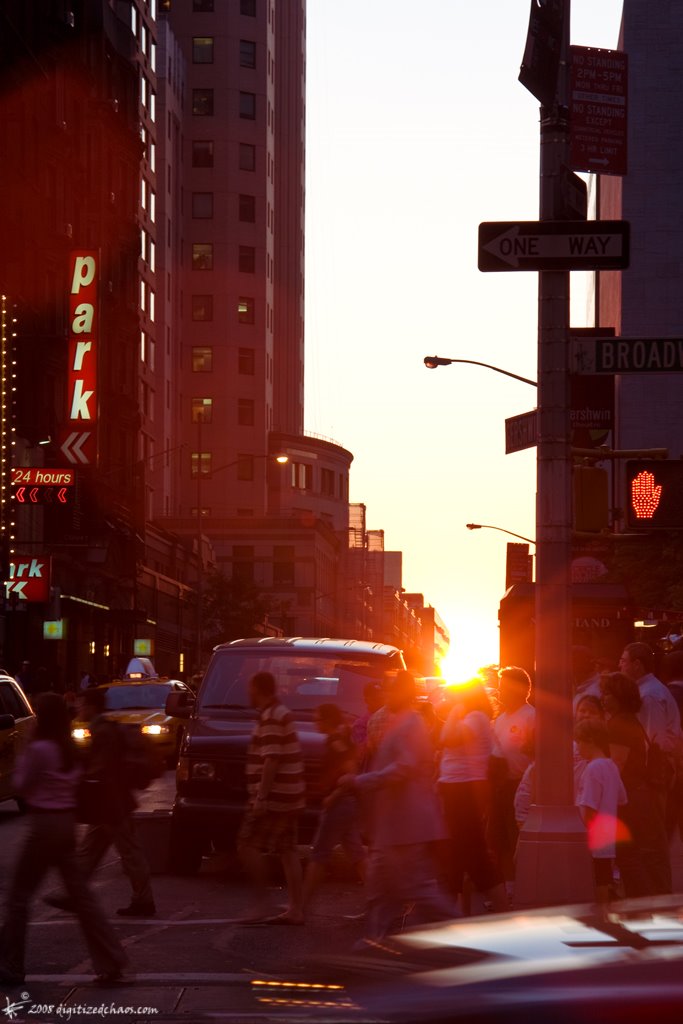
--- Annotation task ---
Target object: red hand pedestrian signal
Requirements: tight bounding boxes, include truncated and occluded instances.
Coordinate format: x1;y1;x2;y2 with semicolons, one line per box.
631;470;662;519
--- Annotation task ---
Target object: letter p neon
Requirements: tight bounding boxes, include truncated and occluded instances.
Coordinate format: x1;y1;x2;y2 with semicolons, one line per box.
71;256;96;294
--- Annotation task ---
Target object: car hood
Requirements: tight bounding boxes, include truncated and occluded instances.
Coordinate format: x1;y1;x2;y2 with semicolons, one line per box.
183;713;325;758
315;896;683;1021
73;710;169;730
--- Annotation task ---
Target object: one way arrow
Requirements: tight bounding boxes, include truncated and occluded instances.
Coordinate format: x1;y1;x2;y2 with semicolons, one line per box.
478;220;630;273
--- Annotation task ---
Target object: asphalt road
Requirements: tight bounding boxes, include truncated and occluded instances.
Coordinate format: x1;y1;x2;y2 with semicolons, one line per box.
0;773;369;1024
3;774;683;1023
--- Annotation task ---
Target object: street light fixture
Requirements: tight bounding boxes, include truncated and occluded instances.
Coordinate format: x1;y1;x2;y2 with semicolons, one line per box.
466;523;536;546
423;355;537;388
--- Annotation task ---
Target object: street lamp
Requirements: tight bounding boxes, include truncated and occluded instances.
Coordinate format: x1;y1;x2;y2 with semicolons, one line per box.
194;451;289;674
423;355;537;388
466;523;536;546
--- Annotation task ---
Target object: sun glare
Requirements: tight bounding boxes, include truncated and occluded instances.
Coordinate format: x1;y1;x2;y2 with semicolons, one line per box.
437;616;500;684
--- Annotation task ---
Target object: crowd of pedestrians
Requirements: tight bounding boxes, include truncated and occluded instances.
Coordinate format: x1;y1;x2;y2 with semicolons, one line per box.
235;640;683;939
3;638;683;983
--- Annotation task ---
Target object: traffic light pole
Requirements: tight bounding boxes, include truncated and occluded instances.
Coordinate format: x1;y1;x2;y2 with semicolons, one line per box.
515;0;594;906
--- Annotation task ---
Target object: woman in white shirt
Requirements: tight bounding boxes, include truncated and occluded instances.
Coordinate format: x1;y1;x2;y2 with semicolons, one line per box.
437;682;507;914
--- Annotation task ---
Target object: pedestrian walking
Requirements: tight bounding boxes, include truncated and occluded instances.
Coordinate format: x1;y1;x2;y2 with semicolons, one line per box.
437;681;507;915
488;666;535;896
0;693;127;986
45;687;155;917
337;670;454;944
301;703;365;917
235;671;306;925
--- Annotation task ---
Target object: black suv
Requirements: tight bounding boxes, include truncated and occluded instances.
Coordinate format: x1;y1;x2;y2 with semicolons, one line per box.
165;636;406;873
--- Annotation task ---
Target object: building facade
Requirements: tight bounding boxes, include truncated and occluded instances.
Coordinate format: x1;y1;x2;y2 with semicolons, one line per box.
0;0;448;683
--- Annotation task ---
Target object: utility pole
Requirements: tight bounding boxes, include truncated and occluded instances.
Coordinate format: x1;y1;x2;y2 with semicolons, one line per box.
515;0;594;905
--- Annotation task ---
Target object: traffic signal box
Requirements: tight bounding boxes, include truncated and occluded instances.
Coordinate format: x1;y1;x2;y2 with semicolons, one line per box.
574;465;609;533
625;460;683;529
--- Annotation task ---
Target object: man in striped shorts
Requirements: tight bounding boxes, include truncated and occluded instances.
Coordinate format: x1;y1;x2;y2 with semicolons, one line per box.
236;671;306;924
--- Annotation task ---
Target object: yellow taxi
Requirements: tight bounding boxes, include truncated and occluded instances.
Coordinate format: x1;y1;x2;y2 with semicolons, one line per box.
71;659;191;768
0;673;36;804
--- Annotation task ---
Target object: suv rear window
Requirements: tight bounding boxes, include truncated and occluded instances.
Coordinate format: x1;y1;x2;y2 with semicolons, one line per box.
199;651;401;716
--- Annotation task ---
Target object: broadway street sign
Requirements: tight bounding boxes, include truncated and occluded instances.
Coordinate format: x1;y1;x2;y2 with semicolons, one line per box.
478;220;629;272
571;336;683;374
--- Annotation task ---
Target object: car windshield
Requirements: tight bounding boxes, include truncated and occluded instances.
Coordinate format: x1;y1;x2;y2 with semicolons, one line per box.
199;650;401;717
104;683;171;711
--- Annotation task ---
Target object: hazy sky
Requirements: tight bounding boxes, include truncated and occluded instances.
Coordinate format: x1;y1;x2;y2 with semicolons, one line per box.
304;1;624;676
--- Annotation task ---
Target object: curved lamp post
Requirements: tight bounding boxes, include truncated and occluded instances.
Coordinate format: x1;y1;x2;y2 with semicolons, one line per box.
466;523;536;546
424;355;537;388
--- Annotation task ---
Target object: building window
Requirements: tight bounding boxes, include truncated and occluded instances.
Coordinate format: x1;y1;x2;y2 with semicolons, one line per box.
192;242;213;270
192;192;213;218
192;140;214;167
192;295;213;321
240;40;256;68
238;297;255;324
191;397;213;423
240;0;256;15
238;347;255;375
192;88;214;116
191;452;212;478
193;37;214;63
239;194;255;222
321;467;335;496
193;0;214;12
239;91;256;119
238;398;254;426
233;545;254;584
239;245;255;273
291;462;312;490
192;346;213;372
237;454;254;481
273;546;295;586
239;143;255;171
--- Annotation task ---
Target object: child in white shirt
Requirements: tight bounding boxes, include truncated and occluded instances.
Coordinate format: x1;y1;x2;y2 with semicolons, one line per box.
575;718;627;903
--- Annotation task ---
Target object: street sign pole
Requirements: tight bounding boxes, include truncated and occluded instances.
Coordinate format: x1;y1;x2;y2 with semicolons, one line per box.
515;0;594;907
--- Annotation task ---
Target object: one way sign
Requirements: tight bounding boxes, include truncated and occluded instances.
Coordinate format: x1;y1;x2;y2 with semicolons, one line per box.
478;220;630;272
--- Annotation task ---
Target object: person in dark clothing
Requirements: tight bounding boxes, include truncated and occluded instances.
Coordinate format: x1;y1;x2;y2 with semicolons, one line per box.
301;703;365;917
45;687;155;917
600;671;665;897
0;694;127;985
15;660;36;698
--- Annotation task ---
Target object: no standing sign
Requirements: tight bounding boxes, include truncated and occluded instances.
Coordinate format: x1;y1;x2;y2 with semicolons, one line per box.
569;46;628;177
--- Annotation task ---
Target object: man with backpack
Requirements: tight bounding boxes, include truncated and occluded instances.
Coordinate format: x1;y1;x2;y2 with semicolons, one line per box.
45;687;156;917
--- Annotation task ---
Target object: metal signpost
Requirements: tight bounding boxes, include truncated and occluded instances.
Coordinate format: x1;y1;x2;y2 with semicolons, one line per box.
493;0;631;906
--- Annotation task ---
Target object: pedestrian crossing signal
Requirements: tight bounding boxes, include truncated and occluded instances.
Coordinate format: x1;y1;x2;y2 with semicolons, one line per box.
626;461;683;528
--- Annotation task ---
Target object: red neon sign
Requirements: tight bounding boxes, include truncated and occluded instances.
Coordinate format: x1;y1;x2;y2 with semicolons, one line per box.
62;251;98;465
